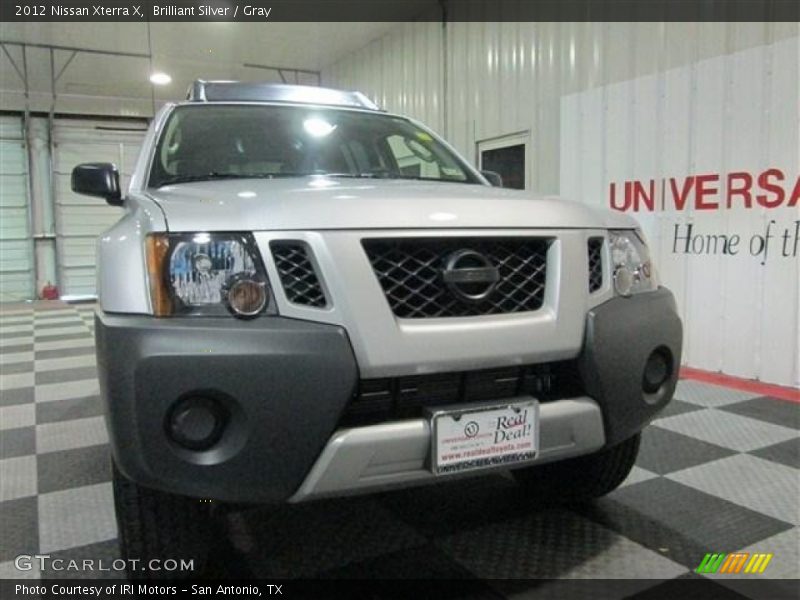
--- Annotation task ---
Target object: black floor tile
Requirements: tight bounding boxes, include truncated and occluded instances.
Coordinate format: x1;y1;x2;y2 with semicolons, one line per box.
40;540;123;579
0;343;33;355
579;478;794;570
435;507;627;579
35;366;98;385
0;426;35;459
718;397;800;430
748;437;800;469
37;445;111;494
230;497;427;578
0;331;32;341
0;495;38;562
34;320;85;330
656;399;707;420
35;346;95;361
1;362;34;375
32;333;91;342
36;394;104;424
636;426;737;475
378;474;531;537
0;386;34;407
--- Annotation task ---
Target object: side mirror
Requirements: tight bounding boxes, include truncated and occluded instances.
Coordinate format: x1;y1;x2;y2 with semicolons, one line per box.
71;163;123;206
480;170;503;187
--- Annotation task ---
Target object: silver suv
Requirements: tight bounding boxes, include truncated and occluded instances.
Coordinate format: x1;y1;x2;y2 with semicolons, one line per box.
72;81;682;577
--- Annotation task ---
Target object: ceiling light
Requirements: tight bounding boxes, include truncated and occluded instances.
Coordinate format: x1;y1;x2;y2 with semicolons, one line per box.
150;72;172;86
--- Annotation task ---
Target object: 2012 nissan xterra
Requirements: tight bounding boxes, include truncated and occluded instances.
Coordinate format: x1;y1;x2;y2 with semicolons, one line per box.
71;81;682;576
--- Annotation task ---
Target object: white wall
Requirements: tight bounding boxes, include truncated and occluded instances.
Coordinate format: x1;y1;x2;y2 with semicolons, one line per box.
322;21;800;387
561;37;799;388
324;21;799;193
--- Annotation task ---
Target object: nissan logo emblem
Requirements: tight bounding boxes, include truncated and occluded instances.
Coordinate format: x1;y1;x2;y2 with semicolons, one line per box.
442;249;500;302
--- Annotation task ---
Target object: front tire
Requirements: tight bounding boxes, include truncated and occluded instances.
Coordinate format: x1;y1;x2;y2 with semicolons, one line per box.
112;461;213;579
511;433;640;502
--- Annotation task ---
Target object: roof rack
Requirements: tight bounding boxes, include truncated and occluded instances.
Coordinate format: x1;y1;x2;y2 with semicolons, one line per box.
186;80;380;111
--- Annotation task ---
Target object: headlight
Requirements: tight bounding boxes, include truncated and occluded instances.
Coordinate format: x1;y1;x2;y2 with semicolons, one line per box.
146;232;272;318
608;229;658;296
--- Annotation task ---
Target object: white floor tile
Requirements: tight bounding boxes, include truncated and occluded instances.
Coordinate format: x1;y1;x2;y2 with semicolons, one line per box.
33;326;90;338
36;416;108;454
656;408;797;452
0;559;41;579
0;404;35;430
0;351;34;365
35;354;97;372
673;380;760;407
0;455;37;501
668;455;800;525
35;379;100;403
38;483;117;553
0;372;34;391
34;338;94;352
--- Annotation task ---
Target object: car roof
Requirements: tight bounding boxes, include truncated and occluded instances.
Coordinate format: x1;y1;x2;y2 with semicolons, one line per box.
186;80;381;111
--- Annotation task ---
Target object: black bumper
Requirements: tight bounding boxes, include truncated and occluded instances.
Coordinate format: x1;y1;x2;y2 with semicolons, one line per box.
96;313;358;503
578;287;683;445
97;288;681;503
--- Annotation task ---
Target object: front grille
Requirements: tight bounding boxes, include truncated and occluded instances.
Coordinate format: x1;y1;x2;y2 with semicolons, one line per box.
270;241;326;307
588;237;604;293
340;361;584;428
362;237;549;318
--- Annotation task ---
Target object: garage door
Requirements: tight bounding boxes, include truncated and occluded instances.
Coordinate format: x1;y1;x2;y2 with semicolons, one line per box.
53;118;147;298
0;115;34;302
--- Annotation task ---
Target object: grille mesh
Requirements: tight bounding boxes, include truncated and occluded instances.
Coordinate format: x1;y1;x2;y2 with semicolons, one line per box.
362;237;549;318
270;241;326;308
588;237;604;293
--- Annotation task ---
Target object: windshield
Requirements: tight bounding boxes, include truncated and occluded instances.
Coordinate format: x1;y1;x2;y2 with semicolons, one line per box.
148;104;480;188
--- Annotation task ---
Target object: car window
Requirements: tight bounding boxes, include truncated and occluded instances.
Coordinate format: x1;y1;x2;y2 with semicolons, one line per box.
149;105;478;187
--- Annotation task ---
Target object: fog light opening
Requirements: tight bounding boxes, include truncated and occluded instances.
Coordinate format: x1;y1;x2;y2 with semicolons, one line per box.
642;348;673;395
167;396;229;451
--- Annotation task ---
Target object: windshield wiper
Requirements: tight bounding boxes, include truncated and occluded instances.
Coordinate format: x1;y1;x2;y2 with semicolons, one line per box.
156;172;319;187
323;173;471;183
322;173;380;179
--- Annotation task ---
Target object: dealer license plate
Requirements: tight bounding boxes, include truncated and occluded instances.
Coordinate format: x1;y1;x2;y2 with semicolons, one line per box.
429;398;539;475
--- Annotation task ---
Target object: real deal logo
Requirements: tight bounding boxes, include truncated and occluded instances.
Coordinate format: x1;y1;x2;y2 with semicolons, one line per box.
494;410;531;443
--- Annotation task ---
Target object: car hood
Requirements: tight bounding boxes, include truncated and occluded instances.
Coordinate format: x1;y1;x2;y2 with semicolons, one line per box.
145;177;636;231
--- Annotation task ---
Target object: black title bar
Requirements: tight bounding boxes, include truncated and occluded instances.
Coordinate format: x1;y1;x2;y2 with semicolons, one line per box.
1;0;799;22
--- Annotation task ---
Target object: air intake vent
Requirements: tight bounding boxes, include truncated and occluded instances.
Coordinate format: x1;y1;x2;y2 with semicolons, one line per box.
363;237;549;318
270;241;326;308
588;237;604;293
339;361;584;428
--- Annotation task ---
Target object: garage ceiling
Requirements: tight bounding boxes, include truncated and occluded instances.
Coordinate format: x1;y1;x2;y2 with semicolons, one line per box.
0;11;435;110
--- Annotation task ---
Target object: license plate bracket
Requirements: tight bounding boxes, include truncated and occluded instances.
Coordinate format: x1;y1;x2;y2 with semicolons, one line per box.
428;397;539;476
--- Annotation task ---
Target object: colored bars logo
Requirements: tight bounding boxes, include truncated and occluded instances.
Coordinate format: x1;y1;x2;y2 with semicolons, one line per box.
696;552;773;574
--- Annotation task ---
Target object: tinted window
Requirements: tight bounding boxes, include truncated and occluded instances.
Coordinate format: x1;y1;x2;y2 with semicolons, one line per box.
149;105;478;188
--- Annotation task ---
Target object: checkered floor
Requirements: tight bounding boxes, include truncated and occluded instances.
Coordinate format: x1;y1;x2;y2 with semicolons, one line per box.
1;302;798;597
